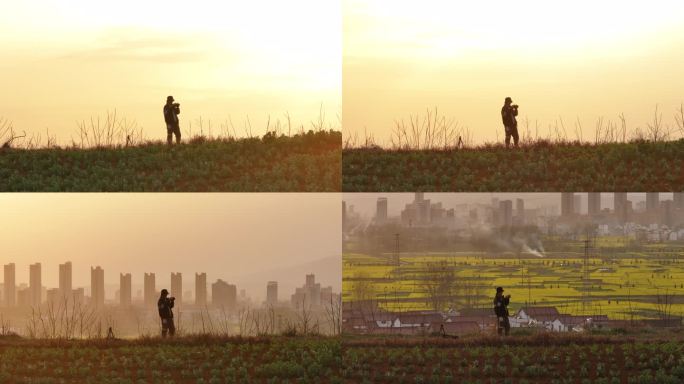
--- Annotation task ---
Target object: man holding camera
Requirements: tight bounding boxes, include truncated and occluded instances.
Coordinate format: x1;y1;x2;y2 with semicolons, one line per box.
158;288;176;337
163;95;181;145
493;286;511;336
501;97;519;148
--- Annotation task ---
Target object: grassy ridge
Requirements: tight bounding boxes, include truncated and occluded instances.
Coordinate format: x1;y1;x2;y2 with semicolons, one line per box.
343;140;684;191
0;335;342;383
0;130;341;192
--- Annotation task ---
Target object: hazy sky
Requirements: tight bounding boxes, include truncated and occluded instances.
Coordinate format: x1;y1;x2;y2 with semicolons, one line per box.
344;0;684;145
0;194;341;299
0;0;340;144
344;193;674;218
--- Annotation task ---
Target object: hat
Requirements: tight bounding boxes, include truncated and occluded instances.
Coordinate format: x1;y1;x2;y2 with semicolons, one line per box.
505;97;512;103
496;287;504;292
161;289;169;295
167;95;175;102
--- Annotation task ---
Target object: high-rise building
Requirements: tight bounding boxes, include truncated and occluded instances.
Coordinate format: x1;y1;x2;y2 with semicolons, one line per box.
72;288;85;306
171;273;182;305
674;192;684;210
211;279;237;308
588;193;601;216
661;200;674;227
342;201;347;230
499;200;513;227
120;273;132;306
195;273;207;306
29;263;42;307
646;193;659;213
266;281;278;305
59;261;72;300
614;193;628;221
376;197;388;223
561;193;575;217
90;266;104;307
291;274;323;309
573;194;582;215
144;273;156;307
46;288;61;307
417;199;431;224
17;287;32;308
516;199;524;221
3;263;15;307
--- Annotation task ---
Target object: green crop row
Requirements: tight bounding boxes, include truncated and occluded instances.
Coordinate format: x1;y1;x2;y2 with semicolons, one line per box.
0;337;342;383
342;340;684;384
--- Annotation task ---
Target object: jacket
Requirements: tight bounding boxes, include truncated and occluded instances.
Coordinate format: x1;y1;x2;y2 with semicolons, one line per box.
493;294;510;317
158;297;174;319
163;103;180;125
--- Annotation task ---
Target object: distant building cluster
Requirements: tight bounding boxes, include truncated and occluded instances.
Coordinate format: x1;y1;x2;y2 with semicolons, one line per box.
557;192;684;240
399;193;455;227
0;262;337;312
345;192;684;239
343;302;682;336
290;274;338;309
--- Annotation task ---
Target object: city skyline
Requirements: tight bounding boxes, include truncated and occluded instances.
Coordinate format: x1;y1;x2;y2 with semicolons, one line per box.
0;194;341;299
2;261;337;308
344;193;679;219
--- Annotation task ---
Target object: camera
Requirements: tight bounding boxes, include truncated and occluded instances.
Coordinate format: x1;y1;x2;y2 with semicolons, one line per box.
173;103;180;107
512;105;518;109
169;297;175;301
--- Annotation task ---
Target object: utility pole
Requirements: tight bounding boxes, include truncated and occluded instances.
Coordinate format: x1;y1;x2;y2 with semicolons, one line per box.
394;233;400;267
582;238;591;314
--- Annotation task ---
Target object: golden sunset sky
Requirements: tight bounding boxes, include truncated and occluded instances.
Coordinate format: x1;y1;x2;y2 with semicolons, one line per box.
344;0;684;145
0;0;340;144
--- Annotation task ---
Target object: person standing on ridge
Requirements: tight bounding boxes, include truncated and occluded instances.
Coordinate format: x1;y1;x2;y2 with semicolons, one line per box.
501;97;519;148
158;288;176;337
163;95;181;145
493;286;511;336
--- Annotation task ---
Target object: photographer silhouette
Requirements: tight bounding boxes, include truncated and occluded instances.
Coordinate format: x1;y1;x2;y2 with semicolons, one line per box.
158;289;176;337
501;97;519;148
163;96;181;145
493;286;511;336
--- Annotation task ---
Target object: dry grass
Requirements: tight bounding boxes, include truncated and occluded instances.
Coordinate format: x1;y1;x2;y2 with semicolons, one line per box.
344;104;684;150
1;105;340;150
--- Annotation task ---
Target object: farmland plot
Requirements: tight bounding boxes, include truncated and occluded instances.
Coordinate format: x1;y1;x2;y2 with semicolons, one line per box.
0;337;342;384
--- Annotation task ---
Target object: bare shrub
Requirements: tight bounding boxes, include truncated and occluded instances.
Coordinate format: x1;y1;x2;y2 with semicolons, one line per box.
76;110;143;148
0;117;25;149
675;103;684;137
391;108;470;150
645;104;671;142
345;103;684;149
325;295;342;336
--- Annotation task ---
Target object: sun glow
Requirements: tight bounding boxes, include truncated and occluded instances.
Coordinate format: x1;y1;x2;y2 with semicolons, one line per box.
0;0;340;143
344;0;684;144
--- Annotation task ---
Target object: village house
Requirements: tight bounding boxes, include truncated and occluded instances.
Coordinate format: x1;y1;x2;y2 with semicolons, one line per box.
514;307;561;327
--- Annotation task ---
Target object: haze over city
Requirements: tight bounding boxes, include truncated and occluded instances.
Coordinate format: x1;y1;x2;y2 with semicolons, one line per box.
344;0;684;144
1;193;341;302
343;193;678;219
0;0;340;144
